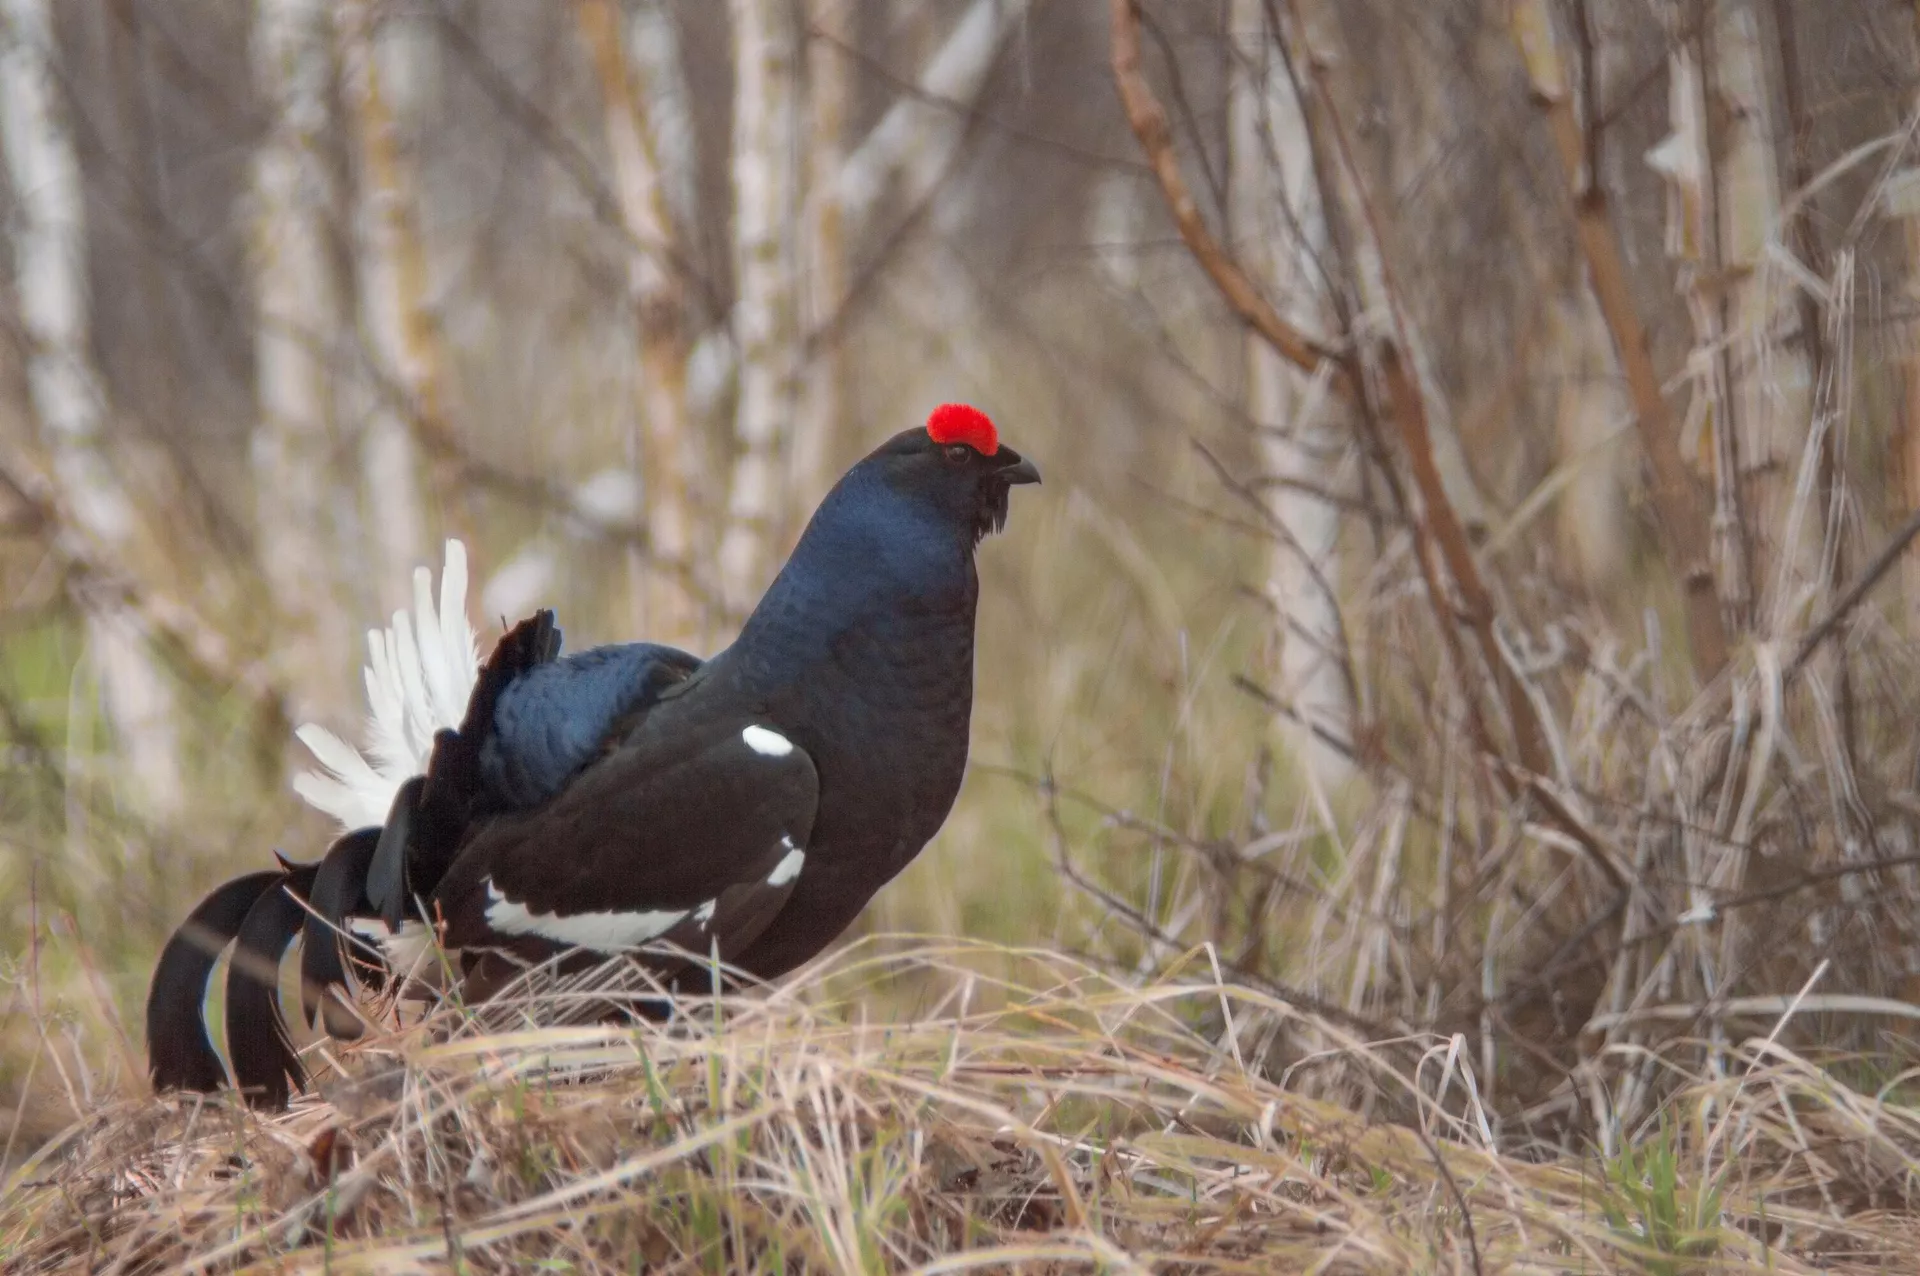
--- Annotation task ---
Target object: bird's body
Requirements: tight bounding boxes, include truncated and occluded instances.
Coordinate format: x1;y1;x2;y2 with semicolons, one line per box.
147;407;1036;1107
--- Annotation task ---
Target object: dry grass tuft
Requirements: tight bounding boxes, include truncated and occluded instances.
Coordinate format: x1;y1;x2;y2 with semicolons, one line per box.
5;939;1918;1273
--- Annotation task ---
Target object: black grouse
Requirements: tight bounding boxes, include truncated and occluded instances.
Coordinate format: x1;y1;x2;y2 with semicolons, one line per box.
147;405;1038;1107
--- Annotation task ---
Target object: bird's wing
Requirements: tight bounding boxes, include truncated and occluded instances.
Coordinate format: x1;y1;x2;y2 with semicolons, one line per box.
366;621;702;927
479;640;704;809
314;619;702;1023
364;609;563;927
432;713;818;978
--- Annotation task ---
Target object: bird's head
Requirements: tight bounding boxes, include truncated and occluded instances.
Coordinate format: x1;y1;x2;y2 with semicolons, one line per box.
868;403;1041;547
737;403;1040;650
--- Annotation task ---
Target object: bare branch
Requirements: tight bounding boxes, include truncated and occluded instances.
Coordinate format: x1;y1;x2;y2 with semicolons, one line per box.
1511;0;1731;682
1109;0;1348;392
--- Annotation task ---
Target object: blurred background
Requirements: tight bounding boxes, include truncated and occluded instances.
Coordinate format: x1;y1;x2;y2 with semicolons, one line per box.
2;0;1920;1162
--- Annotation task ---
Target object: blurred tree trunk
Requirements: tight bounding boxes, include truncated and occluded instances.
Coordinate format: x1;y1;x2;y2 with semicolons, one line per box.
0;0;183;816
249;0;353;721
789;0;852;527
1643;13;1774;625
337;0;461;601
717;0;802;614
1893;167;1920;628
627;2;698;255
791;0;1032;523
719;0;1033;606
1548;293;1634;591
577;0;702;643
1709;1;1812;623
1898;15;1920;629
1541;12;1633;594
1226;0;1353;784
1298;11;1495;540
834;0;1031;237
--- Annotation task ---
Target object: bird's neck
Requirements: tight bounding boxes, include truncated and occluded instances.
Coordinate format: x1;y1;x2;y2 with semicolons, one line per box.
722;478;979;686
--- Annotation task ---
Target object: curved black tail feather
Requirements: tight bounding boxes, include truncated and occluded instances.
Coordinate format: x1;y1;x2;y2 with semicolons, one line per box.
147;869;287;1094
150;611;571;1103
299;827;386;1034
225;862;320;1109
366;775;426;932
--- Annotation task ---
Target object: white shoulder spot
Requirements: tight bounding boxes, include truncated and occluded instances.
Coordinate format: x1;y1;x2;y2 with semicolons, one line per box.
484;879;687;952
768;840;806;887
741;725;794;757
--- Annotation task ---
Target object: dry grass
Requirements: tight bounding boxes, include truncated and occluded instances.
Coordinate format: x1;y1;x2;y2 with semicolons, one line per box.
5;938;1919;1274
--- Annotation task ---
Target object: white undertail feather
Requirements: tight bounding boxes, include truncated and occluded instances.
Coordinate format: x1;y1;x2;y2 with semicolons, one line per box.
293;539;480;829
376;919;438;988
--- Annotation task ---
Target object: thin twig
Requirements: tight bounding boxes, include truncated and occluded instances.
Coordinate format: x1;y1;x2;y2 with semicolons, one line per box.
1785;505;1920;680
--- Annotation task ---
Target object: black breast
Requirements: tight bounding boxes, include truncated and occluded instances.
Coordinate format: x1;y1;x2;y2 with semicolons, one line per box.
729;591;978;979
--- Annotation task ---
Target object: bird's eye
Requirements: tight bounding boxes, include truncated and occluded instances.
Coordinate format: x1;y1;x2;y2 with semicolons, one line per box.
942;444;972;465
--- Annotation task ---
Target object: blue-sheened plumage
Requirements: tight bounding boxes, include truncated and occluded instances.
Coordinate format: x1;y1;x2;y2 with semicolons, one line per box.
481;643;701;810
146;406;1038;1107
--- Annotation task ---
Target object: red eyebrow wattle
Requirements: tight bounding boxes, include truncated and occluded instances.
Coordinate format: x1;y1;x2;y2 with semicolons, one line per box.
925;402;998;455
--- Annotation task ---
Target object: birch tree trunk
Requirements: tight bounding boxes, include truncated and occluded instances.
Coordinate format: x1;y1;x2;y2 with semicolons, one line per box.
778;0;1029;532
250;0;353;721
1890;168;1920;629
717;0;802;614
0;0;184;816
790;0;853;524
1226;0;1353;785
1645;18;1791;634
578;0;703;642
627;1;698;257
1549;293;1634;591
1709;0;1812;625
835;0;1031;237
337;0;459;600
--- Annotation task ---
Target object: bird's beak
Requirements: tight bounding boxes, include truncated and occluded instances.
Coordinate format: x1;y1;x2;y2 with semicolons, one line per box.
997;449;1041;486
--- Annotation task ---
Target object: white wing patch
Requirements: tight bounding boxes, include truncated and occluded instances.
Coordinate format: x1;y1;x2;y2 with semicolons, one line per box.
741;725;793;757
295;540;480;830
484;880;688;952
